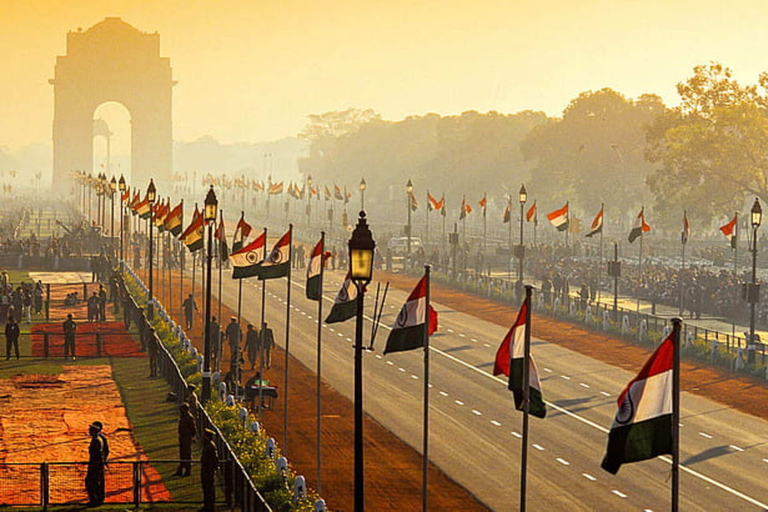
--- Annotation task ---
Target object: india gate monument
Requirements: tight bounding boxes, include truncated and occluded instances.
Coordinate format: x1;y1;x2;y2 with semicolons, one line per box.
50;17;174;188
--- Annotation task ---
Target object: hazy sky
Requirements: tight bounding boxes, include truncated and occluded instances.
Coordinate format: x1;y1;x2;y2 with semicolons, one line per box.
3;0;768;151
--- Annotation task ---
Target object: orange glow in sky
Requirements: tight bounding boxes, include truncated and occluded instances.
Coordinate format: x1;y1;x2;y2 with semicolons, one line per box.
3;0;768;150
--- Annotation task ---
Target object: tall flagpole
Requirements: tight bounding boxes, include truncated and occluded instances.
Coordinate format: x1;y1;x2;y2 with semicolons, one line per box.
422;265;431;512
734;212;739;274
482;192;487;257
638;208;644;313
258;227;268;422
425;192;430;247
679;211;686;316
671;316;681;512
237;211;246;325
598;203;604;303
520;284;533;512
283;224;293;456
316;232;326;496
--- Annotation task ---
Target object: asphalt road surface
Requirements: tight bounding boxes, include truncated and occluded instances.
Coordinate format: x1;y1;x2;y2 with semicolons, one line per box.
217;268;768;511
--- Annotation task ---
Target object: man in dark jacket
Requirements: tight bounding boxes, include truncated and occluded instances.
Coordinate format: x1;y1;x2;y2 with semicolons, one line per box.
200;428;219;511
244;323;260;370
63;313;77;360
225;317;241;369
85;421;106;506
173;403;197;477
5;315;19;360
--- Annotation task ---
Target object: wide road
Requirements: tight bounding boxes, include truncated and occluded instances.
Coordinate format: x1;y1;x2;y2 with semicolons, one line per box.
216;268;768;511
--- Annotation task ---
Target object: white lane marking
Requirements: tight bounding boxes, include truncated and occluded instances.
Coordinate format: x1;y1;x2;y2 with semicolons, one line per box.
644;509;654;512
561;375;571;380
511;431;522;438
329;328;335;332
288;278;768;510
579;383;590;388
699;432;713;439
582;473;596;481
612;490;627;499
337;332;344;337
472;410;482;416
346;337;352;342
386;361;394;366
483;343;491;348
532;444;544;451
447;328;454;333
439;391;449;397
491;420;501;427
411;375;419;380
471;338;478;343
375;355;382;359
459;333;466;338
398;368;406;372
729;445;744;452
600;391;611;397
454;400;464;406
556;458;570;466
543;367;552;372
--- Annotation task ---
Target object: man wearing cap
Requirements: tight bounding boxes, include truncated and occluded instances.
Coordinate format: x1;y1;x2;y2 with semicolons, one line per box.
200;428;219;511
173;403;196;477
5;315;20;360
244;323;260;371
63;313;77;360
85;421;106;506
225;317;241;369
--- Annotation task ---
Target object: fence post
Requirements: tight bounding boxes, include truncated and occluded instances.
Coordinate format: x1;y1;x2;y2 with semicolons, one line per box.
41;462;48;510
96;332;102;357
45;283;50;321
133;461;141;506
43;333;49;359
83;282;87;301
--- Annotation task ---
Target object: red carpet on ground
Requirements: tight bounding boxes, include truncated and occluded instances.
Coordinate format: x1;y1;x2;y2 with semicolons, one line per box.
31;321;145;358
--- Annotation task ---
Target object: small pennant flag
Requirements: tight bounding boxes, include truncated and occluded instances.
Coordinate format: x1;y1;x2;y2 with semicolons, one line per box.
136;195;152;220
409;191;419;211
479;194;487;216
268;181;284;195
325;273;358;324
459;196;472;220
384;274;437;354
439;195;446;217
585;205;604;238
628;208;651;244
526;201;537;224
503;198;511;224
232;215;253;253
493;297;546;419
682;211;690;245
720;214;737;249
546;203;568;231
230;231;266;279
601;330;675;474
334;184;344;200
306;237;329;301
215;217;229;262
257;229;292;280
427;192;441;211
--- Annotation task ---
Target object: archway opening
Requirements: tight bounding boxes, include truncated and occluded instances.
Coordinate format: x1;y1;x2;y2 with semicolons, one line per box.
93;102;131;179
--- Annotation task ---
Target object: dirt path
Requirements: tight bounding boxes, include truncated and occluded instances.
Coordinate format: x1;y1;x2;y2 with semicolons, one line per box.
0;365;169;506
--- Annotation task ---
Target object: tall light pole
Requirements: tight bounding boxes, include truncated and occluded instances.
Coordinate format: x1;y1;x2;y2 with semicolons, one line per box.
109;176;116;256
349;211;376;512
359;177;366;211
748;197;762;364
518;184;527;286
202;185;218;402
406;179;413;267
307;175;313;228
147;179;156;319
118;175;126;262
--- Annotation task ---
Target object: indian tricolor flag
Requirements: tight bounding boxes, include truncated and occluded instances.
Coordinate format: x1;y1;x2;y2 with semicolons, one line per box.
136;195;151;219
181;207;204;253
232;215;252;252
546;202;568;231
384;274;438;354
585;205;604;238
493;297;546;418
306;237;327;301
325;273;358;324
601;331;675;474
164;201;183;237
720;214;737;249
257;228;291;280
628;207;651;244
230;231;266;279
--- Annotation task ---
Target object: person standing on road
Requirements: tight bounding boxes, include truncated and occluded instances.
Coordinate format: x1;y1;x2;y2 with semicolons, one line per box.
63;313;77;360
98;285;107;322
182;294;197;330
173;403;197;477
200;428;219;512
209;316;221;372
244;323;260;370
85;421;106;507
262;322;275;370
5;315;20;360
225;317;241;369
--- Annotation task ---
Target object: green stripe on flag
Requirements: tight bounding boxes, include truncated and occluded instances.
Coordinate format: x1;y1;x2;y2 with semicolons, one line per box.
258;261;290;280
325;300;356;324
306;274;322;301
383;323;426;354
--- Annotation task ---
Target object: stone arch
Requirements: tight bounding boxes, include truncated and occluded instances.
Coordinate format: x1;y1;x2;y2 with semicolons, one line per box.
51;17;175;188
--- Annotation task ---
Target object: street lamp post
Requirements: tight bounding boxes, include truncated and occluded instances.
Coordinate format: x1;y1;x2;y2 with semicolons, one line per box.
349;211;376;512
109;176;116;257
406;179;413;267
118;175;126;263
517;185;527;287
359;177;366;211
147;179;156;319
202;185;218;402
748;197;762;364
307;175;313;228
